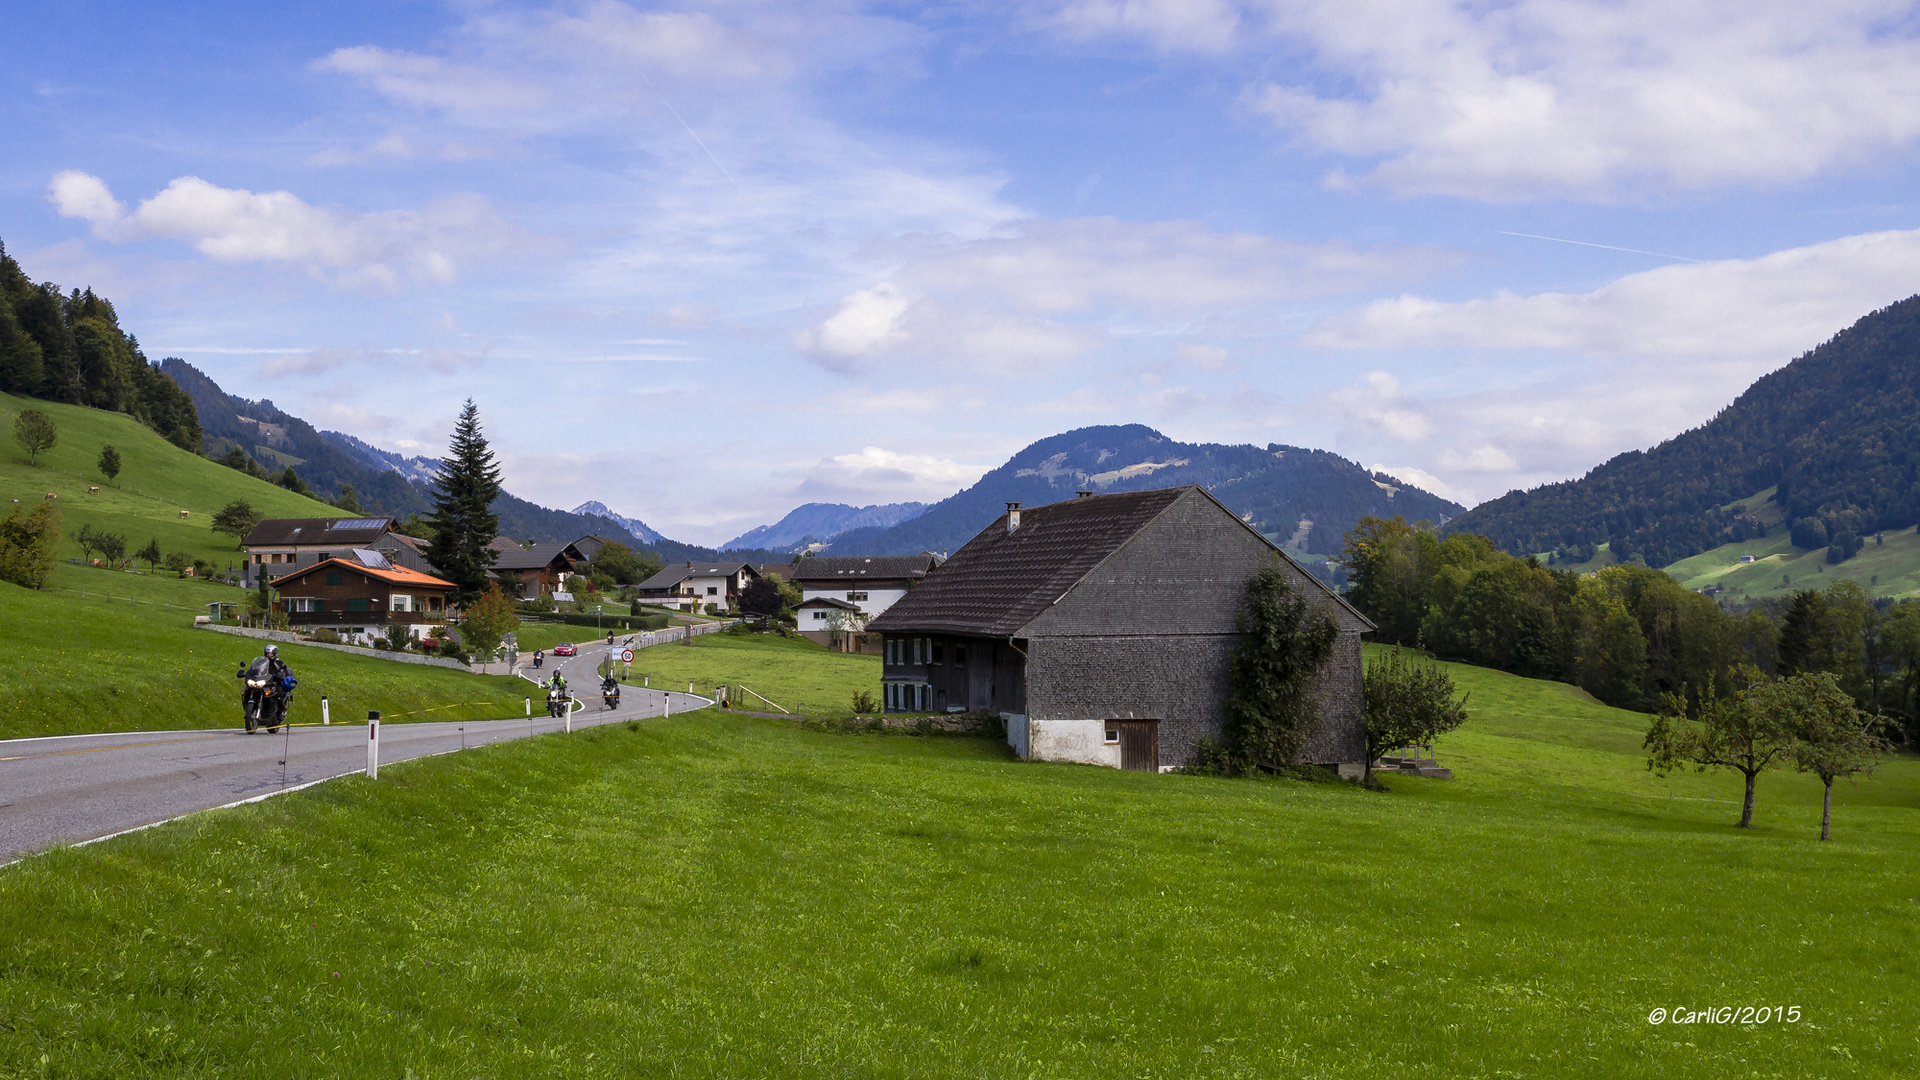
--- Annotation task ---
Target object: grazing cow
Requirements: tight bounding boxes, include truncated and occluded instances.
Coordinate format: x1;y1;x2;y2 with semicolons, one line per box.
88;486;100;493
179;510;190;518
44;492;56;500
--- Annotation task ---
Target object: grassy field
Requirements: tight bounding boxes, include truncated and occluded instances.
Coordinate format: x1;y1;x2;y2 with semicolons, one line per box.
621;631;878;714
1;391;342;571
0;564;534;739
1664;526;1920;603
1;646;1913;1076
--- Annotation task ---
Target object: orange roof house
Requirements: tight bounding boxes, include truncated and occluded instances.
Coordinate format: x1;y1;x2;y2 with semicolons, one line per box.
270;556;457;645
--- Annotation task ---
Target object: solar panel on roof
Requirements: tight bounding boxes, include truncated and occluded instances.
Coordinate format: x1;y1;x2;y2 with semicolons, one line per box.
328;519;385;532
353;549;392;569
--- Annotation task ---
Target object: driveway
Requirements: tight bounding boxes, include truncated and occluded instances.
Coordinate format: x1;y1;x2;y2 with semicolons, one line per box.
0;640;709;864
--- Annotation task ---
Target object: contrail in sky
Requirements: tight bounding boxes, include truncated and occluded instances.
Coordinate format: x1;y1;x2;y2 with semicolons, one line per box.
637;70;739;188
1498;231;1701;263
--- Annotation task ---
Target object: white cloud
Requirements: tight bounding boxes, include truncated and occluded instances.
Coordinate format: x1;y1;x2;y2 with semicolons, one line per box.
1307;226;1920;360
905;217;1451;313
1314;226;1920;506
315;46;548;111
792;284;913;370
48;170;123;225
792;444;986;504
47;172;526;287
795;217;1446;375
1052;0;1243;53
1049;0;1920;199
1173;343;1232;370
1369;463;1461;504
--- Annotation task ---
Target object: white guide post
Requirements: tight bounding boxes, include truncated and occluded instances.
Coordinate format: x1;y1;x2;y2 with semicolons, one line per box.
525;697;531;716
367;711;381;779
565;698;572;734
321;695;330;725
664;692;670;718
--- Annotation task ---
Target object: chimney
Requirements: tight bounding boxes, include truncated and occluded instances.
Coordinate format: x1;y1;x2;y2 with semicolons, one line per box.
1006;502;1022;532
1076;490;1095;498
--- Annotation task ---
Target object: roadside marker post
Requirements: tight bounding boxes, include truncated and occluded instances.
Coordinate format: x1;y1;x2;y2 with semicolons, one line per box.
367;711;381;779
525;697;531;716
321;695;330;725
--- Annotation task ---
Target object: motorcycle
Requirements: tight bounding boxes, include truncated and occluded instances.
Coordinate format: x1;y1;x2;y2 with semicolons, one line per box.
547;685;570;718
602;679;621;710
238;666;295;734
532;652;543;669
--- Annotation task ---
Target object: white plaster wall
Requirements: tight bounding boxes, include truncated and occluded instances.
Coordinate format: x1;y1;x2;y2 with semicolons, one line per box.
1028;719;1123;768
801;585;908;618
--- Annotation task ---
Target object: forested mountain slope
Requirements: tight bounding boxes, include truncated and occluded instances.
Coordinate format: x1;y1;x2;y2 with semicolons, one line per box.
824;424;1462;557
1450;296;1920;567
0;241;201;452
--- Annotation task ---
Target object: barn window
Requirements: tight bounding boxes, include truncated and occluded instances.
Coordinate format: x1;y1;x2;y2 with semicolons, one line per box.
1105;729;1120;744
325;572;343;586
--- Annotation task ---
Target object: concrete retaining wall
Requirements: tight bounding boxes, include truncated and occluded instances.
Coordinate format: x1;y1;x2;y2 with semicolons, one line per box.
196;623;474;672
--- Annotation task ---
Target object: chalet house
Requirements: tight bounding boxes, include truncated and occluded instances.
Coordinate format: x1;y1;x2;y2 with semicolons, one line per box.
270;555;457;645
786;553;941;652
241;517;434;587
635;561;758;610
866;486;1372;773
789;553;941;619
487;536;609;599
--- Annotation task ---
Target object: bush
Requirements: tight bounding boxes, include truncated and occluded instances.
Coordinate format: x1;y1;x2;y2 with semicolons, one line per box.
1790;517;1828;550
0;504;61;589
311;628;341;644
851;689;878;713
164;551;192;575
704;603;721;616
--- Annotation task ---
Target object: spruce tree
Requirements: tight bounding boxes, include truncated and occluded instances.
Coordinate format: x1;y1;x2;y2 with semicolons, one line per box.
425;399;502;605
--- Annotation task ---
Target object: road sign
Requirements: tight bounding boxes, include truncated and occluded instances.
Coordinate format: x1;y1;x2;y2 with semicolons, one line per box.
617;647;635;663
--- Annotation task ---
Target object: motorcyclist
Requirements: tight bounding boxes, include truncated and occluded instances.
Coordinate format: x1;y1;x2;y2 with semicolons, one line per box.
601;674;620;709
532;649;544;669
547;671;568;693
240;644;295;731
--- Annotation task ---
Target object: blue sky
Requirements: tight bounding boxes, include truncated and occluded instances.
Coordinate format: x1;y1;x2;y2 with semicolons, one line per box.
7;1;1920;545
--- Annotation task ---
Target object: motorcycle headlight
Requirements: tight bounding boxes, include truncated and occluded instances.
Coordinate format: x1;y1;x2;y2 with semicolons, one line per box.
247;678;268;688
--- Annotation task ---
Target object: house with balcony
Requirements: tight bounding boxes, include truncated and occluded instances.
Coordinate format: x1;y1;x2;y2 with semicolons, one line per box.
634;561;758;611
269;554;457;646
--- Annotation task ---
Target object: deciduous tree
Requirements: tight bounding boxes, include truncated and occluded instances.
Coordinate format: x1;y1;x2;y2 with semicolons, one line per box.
1646;669;1795;828
97;444;120;481
12;407;56;464
137;537;162;570
0;503;60;588
1363;648;1471;786
1772;672;1889;840
459;582;519;661
211;500;261;548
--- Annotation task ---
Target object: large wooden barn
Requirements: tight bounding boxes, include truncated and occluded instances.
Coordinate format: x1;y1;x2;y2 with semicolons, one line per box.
865;485;1371;772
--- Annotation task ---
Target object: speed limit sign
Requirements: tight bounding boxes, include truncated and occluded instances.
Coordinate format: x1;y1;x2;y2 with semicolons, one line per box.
618;647;635;663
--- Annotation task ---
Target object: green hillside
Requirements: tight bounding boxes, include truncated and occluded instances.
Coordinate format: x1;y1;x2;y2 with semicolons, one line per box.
1;647;1912;1076
2;390;340;571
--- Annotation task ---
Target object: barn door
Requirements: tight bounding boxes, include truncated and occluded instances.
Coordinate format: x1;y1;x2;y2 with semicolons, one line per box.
1114;720;1159;771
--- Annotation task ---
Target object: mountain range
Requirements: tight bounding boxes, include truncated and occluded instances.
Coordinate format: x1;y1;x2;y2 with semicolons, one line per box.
571;501;665;545
809;425;1463;558
720;501;927;552
1450;295;1920;567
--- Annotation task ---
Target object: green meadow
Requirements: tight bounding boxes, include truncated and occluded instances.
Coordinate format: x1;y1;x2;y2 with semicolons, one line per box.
0;565;530;739
1;646;1913;1077
621;631;878;714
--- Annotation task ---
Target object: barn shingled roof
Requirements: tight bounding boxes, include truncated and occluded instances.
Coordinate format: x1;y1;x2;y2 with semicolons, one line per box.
867;485;1369;639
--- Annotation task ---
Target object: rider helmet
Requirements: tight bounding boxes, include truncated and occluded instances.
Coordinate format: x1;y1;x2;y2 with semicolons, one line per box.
264;644;279;659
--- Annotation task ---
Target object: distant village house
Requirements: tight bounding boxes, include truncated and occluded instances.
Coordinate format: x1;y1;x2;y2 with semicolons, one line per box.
269;555;457;646
634;562;759;611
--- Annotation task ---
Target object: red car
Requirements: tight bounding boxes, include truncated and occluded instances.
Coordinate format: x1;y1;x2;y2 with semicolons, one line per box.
552;643;577;656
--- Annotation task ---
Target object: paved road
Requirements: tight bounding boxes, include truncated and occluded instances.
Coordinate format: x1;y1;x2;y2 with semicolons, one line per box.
0;641;710;863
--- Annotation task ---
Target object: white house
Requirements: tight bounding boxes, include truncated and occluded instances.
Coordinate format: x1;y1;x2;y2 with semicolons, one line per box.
788;554;942;619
